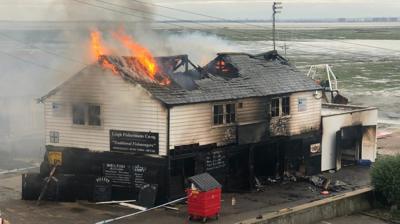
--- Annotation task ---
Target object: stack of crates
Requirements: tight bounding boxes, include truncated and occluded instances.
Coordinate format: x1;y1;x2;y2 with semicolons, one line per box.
187;173;222;222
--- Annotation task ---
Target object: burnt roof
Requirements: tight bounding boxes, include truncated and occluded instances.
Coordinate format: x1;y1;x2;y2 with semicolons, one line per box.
41;51;321;105
131;51;321;105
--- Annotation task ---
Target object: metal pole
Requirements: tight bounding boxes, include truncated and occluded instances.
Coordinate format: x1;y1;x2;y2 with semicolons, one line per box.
272;2;282;51
272;2;276;51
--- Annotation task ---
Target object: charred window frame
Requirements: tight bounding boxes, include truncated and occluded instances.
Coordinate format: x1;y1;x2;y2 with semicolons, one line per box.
72;103;102;126
72;104;86;125
225;104;236;124
282;96;290;116
213;105;224;125
88;104;101;126
271;98;280;117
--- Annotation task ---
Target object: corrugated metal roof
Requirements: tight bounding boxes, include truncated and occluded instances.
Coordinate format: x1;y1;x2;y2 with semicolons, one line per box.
188;173;221;191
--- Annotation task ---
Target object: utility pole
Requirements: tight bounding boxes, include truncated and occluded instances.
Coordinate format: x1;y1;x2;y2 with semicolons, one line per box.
272;2;282;51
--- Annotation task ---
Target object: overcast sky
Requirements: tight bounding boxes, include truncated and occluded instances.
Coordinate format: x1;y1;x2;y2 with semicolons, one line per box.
0;0;399;21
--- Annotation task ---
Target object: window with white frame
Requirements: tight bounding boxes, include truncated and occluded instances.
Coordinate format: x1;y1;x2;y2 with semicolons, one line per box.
72;103;102;126
213;103;236;125
282;96;290;116
213;105;224;125
271;98;280;117
88;105;101;126
269;96;291;117
225;103;236;124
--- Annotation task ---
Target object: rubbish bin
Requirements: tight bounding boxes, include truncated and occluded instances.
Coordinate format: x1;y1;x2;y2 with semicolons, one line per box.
187;173;221;222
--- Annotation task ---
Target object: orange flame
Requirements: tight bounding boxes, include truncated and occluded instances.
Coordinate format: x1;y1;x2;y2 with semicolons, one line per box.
90;30;118;74
90;29;170;85
113;30;170;84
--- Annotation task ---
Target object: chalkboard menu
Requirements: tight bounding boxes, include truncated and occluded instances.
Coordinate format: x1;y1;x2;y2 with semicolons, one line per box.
103;163;132;186
205;150;227;171
110;130;159;154
132;164;147;189
102;163;150;191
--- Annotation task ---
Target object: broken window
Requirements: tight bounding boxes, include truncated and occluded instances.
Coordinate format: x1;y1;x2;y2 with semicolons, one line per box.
282;96;290;116
271;98;280;117
225;104;236;124
213;105;224;125
88;105;101;126
49;131;59;143
72;104;85;125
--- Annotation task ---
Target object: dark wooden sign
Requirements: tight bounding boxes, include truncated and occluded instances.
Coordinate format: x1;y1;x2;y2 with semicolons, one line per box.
110;130;159;154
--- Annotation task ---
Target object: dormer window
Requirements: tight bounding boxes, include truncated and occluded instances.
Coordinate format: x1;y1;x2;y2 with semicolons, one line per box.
216;60;229;73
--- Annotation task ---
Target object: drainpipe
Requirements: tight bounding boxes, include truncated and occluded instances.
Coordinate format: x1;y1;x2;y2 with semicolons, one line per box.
166;106;171;201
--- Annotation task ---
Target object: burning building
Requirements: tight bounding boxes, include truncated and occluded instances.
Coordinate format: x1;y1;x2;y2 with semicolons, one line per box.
26;31;377;202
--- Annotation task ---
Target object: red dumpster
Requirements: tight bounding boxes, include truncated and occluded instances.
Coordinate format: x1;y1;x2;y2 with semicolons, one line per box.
187;173;222;222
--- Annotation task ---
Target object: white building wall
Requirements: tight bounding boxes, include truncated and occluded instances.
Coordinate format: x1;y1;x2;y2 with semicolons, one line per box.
321;108;378;171
169;91;322;149
44;66;168;156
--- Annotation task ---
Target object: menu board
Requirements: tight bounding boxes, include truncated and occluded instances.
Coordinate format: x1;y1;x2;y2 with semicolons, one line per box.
103;163;132;186
102;163;150;190
205;150;227;171
132;164;147;189
110;130;159;154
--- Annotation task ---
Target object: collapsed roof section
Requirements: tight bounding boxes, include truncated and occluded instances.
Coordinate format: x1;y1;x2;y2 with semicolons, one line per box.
41;51;321;106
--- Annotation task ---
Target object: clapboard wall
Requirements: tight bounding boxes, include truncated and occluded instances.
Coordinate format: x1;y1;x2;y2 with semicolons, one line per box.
169;91;322;149
288;91;322;135
43;66;168;156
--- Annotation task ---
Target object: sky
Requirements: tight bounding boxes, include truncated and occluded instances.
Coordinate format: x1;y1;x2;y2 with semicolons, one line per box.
0;0;399;21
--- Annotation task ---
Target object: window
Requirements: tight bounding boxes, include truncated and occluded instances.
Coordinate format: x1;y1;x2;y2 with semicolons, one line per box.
213;103;236;126
49;131;59;143
298;98;307;112
282;96;290;116
225;104;236;124
72;104;85;125
72;103;101;126
88;105;101;126
213;105;224;125
271;98;280;117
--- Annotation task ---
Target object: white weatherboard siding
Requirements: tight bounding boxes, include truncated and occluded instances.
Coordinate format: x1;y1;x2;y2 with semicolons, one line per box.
321;109;378;171
169;98;267;148
169;103;231;148
169;92;322;149
288;91;322;135
44;67;168;156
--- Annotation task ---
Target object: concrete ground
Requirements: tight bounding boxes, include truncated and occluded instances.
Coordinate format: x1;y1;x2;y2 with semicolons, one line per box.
315;214;389;224
0;129;397;224
0;166;371;224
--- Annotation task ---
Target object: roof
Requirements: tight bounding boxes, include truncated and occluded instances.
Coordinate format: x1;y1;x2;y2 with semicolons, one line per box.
321;103;377;117
41;51;322;106
188;173;221;191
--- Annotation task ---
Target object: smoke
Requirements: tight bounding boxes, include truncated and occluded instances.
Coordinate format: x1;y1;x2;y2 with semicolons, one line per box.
0;0;238;162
